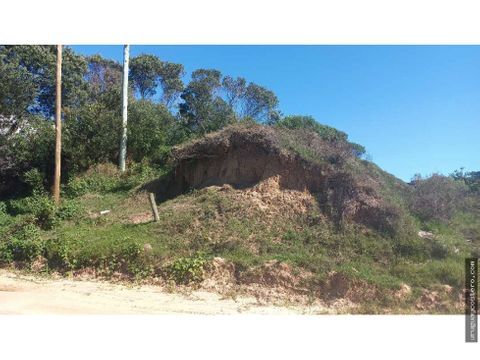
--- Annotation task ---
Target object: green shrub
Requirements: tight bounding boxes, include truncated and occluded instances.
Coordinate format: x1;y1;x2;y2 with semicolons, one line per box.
7;195;57;230
64;162;164;197
63;103;122;174
44;234;151;277
409;174;468;222
23;168;45;195
118;162;163;191
1;223;45;263
44;237;79;269
392;259;464;289
65;169;119;197
57;199;83;221
428;240;449;259
392;236;429;260
0;201;10;227
34;197;57;230
276;115;348;142
165;253;207;284
127;100;175;162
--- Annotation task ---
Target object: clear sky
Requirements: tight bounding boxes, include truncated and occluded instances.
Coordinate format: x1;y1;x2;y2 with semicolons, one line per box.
71;45;480;182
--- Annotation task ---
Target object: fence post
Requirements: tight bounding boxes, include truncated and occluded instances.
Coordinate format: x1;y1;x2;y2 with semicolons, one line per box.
149;193;160;222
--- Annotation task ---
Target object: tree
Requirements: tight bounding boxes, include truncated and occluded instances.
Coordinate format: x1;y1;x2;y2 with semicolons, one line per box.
0;52;37;116
158;62;184;108
179;69;223;133
0;114;55;197
0;45;88;118
129;54;162;99
451;168;480;192
63;103;122;173
127;100;175;162
85;54;122;99
222;76;246;111
242;83;279;123
130;55;184;107
409;174;468;222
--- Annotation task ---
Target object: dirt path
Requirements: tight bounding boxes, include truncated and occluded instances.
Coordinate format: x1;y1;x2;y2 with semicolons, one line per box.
0;269;327;315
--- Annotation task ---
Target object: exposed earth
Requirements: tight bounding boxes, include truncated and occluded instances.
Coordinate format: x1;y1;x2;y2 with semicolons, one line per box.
0;269;331;315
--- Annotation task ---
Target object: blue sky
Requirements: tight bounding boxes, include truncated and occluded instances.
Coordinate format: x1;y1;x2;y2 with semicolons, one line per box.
71;45;480;182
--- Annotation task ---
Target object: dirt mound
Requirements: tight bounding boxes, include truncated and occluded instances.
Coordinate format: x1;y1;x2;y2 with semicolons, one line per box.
145;124;408;235
211;176;318;220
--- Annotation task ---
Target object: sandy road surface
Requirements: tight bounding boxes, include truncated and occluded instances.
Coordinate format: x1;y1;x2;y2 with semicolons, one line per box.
0;269;325;314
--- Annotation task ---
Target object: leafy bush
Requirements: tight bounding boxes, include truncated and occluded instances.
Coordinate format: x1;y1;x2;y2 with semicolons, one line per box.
33;196;57;230
0;201;10;227
392;259;464;289
43;236;79;269
43;233;153;278
65;162;164;197
451;168;480;193
64;163;120;197
57;199;83;221
6;195;82;229
7;195;57;230
0;223;45;263
409;174;468;222
127;100;175;162
275;116;366;159
0;115;55;198
276;115;348;142
165;253;207;284
392;236;429;259
23;168;45;195
63;103;122;174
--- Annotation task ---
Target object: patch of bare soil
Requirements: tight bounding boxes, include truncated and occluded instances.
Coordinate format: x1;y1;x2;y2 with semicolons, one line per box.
0;269;335;315
201;258;358;312
414;286;464;312
225;176;318;219
128;211;153;224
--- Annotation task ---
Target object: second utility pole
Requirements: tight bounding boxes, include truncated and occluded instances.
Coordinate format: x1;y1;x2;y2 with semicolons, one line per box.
53;45;62;204
119;44;130;172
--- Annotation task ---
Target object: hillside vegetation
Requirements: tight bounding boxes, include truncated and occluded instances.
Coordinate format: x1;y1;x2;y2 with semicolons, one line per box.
1;46;479;313
1;124;479;313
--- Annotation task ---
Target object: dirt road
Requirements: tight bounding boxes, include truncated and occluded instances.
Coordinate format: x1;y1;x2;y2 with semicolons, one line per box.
0;269;326;315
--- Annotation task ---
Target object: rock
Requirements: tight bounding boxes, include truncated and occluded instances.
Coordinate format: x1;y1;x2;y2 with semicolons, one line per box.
418;230;434;239
100;209;110;215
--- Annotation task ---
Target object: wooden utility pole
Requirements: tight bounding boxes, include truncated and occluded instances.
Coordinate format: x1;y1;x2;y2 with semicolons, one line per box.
119;45;130;172
53;45;62;205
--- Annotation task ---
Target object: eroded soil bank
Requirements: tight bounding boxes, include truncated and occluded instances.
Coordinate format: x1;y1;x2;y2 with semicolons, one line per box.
0;269;333;315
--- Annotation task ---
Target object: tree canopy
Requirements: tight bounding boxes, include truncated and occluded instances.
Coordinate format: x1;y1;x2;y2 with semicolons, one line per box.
0;45;364;196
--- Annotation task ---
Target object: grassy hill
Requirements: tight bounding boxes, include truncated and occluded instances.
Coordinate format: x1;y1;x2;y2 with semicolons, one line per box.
0;124;478;313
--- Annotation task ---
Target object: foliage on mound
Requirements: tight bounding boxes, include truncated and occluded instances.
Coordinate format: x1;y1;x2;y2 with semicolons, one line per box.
0;174;470;312
0;126;478;313
151;124;416;241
